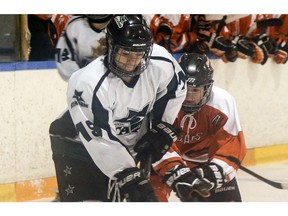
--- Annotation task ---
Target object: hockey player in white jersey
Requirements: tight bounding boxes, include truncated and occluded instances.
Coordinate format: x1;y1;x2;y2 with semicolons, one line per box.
50;14;199;202
55;14;113;81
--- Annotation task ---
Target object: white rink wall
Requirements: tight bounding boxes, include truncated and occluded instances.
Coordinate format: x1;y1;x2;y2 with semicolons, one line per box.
0;66;67;184
0;58;288;184
212;58;288;148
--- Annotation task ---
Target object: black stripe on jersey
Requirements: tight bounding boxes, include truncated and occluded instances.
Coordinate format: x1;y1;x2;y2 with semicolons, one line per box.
63;31;75;61
215;154;242;166
63;16;86;61
91;70;133;156
153;73;178;120
150;56;176;71
150;56;178;119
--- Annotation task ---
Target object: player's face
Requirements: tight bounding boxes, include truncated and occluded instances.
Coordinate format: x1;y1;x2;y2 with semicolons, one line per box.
115;48;144;73
184;85;205;105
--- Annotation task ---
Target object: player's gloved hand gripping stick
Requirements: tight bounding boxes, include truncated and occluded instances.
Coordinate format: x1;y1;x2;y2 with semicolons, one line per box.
134;120;178;163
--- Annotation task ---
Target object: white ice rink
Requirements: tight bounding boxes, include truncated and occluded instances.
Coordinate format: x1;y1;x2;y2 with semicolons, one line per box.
32;161;288;202
4;161;287;216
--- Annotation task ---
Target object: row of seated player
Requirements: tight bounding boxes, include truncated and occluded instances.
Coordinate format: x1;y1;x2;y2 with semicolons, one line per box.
27;14;288;65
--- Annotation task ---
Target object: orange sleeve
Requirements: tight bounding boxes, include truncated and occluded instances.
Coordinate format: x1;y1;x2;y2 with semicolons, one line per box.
153;143;186;177
210;129;247;171
53;14;71;36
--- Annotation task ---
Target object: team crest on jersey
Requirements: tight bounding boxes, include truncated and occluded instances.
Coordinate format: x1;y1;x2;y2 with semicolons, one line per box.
71;90;88;108
114;104;149;135
114;15;128;28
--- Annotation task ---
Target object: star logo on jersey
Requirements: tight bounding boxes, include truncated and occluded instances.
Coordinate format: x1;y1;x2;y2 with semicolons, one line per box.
63;165;72;176
65;185;75;196
71;90;88;108
114;104;149;135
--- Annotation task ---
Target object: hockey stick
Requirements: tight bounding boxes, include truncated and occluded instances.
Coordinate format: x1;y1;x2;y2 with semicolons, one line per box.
140;154;152;179
139;115;153;179
246;18;283;37
239;164;288;190
208;15;227;47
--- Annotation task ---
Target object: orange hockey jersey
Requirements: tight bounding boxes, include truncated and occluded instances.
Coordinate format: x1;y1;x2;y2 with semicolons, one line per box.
153;86;247;182
148;14;197;53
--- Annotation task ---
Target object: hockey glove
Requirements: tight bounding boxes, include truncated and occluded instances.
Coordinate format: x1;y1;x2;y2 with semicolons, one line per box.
134;120;178;163
164;165;213;202
189;40;210;54
232;35;256;59
274;39;288;64
210;36;238;62
193;163;227;191
114;167;158;202
222;45;238;63
251;34;271;65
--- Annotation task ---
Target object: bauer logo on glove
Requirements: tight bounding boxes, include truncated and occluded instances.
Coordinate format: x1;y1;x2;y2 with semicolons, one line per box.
134;120;179;162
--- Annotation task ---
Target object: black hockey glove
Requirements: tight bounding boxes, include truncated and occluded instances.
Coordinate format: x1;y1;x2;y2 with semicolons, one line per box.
210;36;237;61
193;163;227;191
232;35;256;59
134;120;178;163
189;40;210;54
164;165;213;202
114;167;158;202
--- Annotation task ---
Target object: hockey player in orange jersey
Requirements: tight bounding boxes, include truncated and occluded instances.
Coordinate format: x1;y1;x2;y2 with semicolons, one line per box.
148;14;197;53
150;53;247;202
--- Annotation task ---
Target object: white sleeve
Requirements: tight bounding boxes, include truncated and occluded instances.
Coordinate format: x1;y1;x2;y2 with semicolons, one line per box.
152;45;187;124
67;70;136;179
55;32;80;81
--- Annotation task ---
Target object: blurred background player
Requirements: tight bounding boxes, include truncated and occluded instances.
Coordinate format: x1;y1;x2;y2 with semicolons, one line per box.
51;14;71;37
28;14;58;61
49;14;189;202
55;14;113;81
151;53;247;202
146;14;197;54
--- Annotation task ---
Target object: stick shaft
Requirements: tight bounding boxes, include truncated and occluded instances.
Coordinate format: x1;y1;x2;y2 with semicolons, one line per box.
239;165;288;190
140;154;152;179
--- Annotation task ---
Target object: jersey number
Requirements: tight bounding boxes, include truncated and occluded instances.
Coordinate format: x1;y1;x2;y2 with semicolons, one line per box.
55;48;71;63
76;121;102;142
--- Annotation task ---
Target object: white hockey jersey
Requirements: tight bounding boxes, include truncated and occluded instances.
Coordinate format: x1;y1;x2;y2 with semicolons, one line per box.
67;44;187;178
55;15;108;81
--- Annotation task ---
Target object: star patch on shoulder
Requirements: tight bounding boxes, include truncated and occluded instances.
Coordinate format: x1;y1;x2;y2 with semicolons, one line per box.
71;90;88;108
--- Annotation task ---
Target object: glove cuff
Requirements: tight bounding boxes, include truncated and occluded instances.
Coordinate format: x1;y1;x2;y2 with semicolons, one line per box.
115;167;146;193
194;163;226;190
164;165;192;188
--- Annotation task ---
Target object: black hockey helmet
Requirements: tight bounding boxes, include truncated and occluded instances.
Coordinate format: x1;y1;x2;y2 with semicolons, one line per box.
86;14;113;23
179;53;214;113
106;14;153;77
